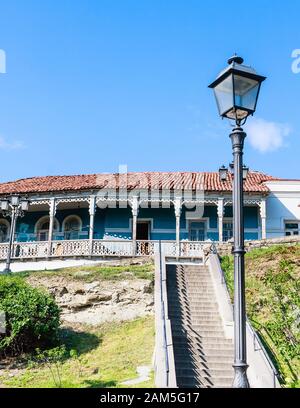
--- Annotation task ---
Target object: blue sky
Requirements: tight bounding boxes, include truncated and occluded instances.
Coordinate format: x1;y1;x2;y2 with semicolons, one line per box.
0;0;299;182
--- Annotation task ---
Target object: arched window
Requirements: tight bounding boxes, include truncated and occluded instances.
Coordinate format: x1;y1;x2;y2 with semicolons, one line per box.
62;215;82;240
0;219;10;243
35;216;59;241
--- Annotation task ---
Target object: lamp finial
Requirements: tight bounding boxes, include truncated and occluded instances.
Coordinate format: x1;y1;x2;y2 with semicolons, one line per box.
228;55;244;65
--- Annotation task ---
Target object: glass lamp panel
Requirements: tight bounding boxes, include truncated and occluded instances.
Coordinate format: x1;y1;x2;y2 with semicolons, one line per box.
213;74;234;117
0;201;9;211
11;196;20;206
219;167;228;181
242;167;249;180
233;74;260;112
21;200;29;211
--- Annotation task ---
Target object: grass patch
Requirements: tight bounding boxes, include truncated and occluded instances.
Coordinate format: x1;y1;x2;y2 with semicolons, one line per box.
0;317;155;388
16;262;154;282
221;244;300;388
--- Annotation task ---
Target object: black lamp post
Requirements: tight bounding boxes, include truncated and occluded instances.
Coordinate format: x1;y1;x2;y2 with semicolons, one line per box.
209;55;266;388
0;195;30;275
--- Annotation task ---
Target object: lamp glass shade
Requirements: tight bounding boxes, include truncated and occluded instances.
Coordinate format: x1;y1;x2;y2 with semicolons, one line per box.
218;166;228;181
232;74;261;119
0;200;9;211
243;166;249;180
21;200;29;211
11;196;20;206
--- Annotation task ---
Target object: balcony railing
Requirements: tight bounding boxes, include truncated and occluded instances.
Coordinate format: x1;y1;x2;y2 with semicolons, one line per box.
0;239;206;261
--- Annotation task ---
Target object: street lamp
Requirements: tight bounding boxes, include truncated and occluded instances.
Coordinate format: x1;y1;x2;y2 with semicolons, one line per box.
218;165;228;181
242;165;249;180
0;195;30;275
219;163;249;181
209;55;266;388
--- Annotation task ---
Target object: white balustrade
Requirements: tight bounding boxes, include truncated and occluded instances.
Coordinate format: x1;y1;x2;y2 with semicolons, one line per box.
180;241;204;257
92;239;134;256
0;239;206;261
161;241;177;257
12;242;48;259
136;240;156;256
0;243;9;260
51;240;90;257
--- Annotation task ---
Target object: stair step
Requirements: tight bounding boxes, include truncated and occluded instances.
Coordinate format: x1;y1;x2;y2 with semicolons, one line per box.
191;320;223;326
168;302;218;309
190;311;221;317
174;355;233;365
172;336;233;345
187;301;218;306
168;294;215;300
186;285;215;295
176;367;234;378
171;321;223;329
176;374;233;386
172;328;225;337
191;316;222;321
168;312;220;319
196;345;234;352
173;349;234;358
173;346;234;356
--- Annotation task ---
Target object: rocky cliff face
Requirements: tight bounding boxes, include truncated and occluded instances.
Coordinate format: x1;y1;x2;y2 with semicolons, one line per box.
27;275;154;325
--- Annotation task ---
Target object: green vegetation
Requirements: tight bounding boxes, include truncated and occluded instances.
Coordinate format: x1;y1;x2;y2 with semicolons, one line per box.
17;262;154;282
221;244;300;387
0;263;155;388
0;317;154;388
0;276;60;356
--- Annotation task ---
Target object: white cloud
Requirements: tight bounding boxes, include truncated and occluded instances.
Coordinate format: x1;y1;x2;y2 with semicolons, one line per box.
246;118;291;153
0;136;24;150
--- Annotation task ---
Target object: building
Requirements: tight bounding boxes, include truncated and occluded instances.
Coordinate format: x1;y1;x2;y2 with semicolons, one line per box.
0;171;299;260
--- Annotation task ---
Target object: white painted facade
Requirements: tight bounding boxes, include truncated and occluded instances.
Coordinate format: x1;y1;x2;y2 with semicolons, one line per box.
265;180;300;238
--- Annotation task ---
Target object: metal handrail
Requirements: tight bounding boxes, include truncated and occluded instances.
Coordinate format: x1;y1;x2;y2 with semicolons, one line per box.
248;319;283;386
158;240;170;386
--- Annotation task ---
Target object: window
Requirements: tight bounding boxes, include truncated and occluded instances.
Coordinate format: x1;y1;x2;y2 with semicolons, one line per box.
0;219;10;243
285;222;299;236
36;216;59;241
63;215;82;240
189;222;205;241
223;221;233;242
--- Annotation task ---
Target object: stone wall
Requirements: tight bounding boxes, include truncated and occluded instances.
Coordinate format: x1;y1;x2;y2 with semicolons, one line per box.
216;235;300;257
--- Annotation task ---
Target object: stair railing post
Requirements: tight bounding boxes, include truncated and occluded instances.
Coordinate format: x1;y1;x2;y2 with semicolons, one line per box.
174;197;182;257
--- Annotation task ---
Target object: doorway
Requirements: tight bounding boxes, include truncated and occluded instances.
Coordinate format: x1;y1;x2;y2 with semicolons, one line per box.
136;221;150;240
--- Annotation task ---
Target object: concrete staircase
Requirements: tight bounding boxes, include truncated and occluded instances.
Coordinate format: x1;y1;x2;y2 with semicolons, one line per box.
166;264;234;388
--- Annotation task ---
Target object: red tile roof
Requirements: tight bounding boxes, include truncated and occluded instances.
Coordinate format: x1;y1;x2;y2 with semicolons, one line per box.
0;171;275;195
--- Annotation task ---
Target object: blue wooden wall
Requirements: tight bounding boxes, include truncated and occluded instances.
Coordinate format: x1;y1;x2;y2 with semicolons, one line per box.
12;204;259;241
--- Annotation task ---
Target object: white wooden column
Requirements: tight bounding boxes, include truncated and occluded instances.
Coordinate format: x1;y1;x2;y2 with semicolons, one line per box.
48;198;56;257
217;198;224;242
174;197;182;256
131;196;139;255
89;195;96;255
260;198;267;239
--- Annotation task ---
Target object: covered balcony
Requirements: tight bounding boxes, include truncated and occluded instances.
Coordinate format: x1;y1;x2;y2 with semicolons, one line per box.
0;194;266;261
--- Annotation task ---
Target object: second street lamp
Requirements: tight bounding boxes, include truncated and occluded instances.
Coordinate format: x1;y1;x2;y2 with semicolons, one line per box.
219;163;249;182
0;195;30;275
209;55;266;388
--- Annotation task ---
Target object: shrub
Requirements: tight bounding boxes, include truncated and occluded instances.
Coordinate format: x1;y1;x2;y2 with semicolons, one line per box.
0;276;60;356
